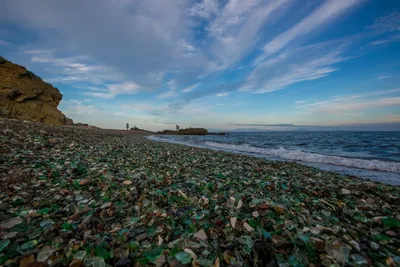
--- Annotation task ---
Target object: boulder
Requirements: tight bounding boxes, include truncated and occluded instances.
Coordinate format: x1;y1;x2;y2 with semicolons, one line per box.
0;56;73;125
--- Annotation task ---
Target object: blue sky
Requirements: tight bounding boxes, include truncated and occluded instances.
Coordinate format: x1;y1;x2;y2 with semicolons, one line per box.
1;0;400;131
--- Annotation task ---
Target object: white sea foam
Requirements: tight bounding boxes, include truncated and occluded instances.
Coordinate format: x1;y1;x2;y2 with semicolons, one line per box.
146;136;400;174
204;141;400;173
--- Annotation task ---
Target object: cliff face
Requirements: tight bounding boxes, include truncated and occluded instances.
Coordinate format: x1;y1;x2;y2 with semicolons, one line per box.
0;56;73;125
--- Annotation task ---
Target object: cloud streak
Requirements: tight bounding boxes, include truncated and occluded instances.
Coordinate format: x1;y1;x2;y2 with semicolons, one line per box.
297;88;400;114
263;0;363;54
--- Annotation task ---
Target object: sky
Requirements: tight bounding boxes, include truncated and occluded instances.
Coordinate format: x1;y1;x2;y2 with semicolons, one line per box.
0;0;400;131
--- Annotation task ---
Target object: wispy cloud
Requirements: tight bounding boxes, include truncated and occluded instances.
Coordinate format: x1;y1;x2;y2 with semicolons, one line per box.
377;75;392;80
229;123;294;127
208;0;291;71
157;80;177;99
297;88;400;114
263;0;363;54
365;11;400;32
243;40;350;93
369;34;400;46
182;83;200;93
26;50;143;98
157;90;177;99
0;40;9;46
314;97;400;114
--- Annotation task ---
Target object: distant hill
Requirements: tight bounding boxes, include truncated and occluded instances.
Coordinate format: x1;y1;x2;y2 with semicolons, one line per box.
0;56;73;125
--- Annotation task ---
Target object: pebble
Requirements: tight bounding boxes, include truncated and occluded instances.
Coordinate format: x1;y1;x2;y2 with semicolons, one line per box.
20;255;35;267
135;233;148;242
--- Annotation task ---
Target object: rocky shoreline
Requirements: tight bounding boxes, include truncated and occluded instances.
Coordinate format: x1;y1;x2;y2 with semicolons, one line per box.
157;128;226;136
0;119;399;266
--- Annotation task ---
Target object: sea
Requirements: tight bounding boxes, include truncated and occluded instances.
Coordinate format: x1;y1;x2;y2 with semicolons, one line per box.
146;131;400;186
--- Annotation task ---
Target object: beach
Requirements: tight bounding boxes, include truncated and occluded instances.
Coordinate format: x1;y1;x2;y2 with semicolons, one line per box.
1;119;399;266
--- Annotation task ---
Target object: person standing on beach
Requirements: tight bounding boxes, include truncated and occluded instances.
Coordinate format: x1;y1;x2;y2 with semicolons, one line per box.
126;123;129;130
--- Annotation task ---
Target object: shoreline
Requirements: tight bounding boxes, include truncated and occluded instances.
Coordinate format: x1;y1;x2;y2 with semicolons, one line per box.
1;119;399;266
147;135;400;186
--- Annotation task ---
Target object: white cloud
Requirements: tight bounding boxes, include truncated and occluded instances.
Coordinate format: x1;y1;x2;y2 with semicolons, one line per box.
182;83;200;93
26;50;142;98
377;75;392;80
1;0;214;89
263;0;363;54
216;92;229;97
187;0;219;19
108;82;140;95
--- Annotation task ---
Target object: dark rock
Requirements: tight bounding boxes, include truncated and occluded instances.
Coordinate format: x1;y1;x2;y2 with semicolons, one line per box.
135;233;148;242
114;257;131;267
275;241;294;250
0;202;8;211
157;128;208;135
251;240;278;267
208;132;227;136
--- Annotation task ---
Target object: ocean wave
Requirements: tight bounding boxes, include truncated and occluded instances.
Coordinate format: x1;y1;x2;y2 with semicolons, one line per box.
204;141;400;173
146;136;400;173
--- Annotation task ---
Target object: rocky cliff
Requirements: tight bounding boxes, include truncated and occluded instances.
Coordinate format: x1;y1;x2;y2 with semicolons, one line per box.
0;56;73;125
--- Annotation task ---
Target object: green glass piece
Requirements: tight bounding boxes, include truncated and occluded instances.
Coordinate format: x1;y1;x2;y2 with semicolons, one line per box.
382;217;400;228
74;251;87;260
175;251;192;264
84;255;94;266
96;248;110;260
242;245;252;255
38;207;50;215
13;198;24;205
51;236;63;249
18;240;38;253
144;248;164;262
51;204;61;211
0;240;10;253
0;253;8;265
197;258;213;266
351;254;368;265
40;219;55;228
93;256;105;267
61;222;73;230
372;234;390;241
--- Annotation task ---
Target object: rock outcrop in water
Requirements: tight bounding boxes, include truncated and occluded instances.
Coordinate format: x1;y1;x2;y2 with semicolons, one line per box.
0;56;73;125
157;128;208;135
